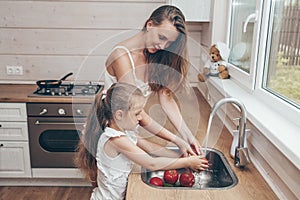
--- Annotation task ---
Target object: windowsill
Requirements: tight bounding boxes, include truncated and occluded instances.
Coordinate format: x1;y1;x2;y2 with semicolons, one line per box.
201;77;300;169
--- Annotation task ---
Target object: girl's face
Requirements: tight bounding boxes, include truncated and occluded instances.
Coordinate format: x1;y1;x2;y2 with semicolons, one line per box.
116;96;145;131
146;19;179;53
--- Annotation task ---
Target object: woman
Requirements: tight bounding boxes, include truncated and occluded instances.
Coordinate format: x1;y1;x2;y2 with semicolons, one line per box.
105;5;202;156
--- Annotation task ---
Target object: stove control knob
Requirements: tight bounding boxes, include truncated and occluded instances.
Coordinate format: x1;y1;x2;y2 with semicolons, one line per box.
58;108;66;115
76;109;83;115
39;108;48;115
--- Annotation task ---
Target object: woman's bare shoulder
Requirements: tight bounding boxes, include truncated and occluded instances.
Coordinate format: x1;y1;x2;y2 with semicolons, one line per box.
106;46;131;66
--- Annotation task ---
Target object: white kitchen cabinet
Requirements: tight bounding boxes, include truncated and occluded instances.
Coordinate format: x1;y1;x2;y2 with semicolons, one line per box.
168;0;211;22
0;103;31;177
0;142;31;177
0;103;27;121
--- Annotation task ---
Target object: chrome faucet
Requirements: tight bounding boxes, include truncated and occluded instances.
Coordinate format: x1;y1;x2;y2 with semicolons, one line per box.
210;97;251;167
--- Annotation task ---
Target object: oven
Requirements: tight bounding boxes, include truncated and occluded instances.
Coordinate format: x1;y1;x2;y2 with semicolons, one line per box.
27;81;102;168
27;103;91;168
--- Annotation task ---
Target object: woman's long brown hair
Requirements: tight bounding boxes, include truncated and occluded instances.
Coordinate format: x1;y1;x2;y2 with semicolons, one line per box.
144;5;189;92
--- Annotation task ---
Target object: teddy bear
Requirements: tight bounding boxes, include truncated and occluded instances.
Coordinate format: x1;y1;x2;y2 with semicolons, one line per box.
198;42;230;82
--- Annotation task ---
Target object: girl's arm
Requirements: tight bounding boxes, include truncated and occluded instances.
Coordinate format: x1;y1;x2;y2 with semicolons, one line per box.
137;138;180;158
158;89;202;155
110;136;208;172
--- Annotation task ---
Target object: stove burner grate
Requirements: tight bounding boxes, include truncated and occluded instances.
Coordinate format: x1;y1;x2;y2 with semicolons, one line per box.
29;82;103;97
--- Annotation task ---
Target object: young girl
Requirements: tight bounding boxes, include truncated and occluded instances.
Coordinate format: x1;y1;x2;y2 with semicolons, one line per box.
77;83;208;200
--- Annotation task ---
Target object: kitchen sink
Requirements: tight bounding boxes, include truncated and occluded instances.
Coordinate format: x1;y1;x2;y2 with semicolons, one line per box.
141;147;238;190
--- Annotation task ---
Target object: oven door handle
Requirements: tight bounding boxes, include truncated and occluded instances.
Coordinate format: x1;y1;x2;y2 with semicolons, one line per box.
34;120;86;125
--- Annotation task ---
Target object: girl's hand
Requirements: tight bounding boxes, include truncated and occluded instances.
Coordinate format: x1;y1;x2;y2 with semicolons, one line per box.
188;156;209;172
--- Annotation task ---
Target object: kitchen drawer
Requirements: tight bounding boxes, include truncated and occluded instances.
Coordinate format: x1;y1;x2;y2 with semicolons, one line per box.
0;122;28;141
0;103;27;121
0;141;31;177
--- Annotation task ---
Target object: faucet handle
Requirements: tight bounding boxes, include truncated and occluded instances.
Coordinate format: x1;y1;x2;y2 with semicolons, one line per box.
234;147;251;167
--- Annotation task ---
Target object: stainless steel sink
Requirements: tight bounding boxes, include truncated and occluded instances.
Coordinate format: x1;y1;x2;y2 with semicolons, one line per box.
141;147;238;190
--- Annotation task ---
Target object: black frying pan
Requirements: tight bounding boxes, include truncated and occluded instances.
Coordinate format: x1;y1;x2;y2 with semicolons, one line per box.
36;72;73;88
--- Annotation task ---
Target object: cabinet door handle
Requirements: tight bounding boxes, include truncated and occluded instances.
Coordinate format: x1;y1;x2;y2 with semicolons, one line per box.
0;144;3;147
0;124;2;128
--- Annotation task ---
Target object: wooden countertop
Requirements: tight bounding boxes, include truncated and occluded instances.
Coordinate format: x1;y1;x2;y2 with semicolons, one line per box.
0;84;94;103
126;89;279;200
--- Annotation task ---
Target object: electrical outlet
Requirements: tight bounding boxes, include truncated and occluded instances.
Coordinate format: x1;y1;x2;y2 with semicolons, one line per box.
6;66;14;75
15;66;23;75
6;66;23;75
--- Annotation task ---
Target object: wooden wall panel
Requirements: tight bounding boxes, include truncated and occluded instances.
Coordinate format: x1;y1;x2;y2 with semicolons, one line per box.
0;1;162;29
0;28;202;56
0;28;137;55
0;0;206;83
0;55;106;81
0;55;201;82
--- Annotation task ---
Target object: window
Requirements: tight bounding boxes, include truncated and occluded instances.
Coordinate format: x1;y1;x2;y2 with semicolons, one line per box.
229;0;256;73
228;0;263;89
262;0;300;108
228;0;300;125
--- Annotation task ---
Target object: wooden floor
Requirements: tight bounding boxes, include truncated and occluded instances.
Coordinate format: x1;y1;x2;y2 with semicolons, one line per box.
0;186;93;200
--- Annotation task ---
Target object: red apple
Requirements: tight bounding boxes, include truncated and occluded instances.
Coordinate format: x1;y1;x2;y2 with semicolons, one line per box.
149;177;164;186
163;169;179;184
179;171;195;187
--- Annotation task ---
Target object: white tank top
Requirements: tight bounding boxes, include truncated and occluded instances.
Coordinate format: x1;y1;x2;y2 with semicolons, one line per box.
90;127;137;200
104;46;151;96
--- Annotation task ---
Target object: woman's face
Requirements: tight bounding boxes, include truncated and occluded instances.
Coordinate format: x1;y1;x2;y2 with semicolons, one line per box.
146;19;179;53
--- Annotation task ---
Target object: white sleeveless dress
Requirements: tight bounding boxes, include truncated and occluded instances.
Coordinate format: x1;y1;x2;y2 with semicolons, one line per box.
104;46;151;97
90;127;137;200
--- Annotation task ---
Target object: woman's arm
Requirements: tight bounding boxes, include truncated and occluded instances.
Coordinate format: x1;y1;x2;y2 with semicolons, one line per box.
110;136;208;172
106;48;136;85
108;50;196;156
139;109;195;157
158;89;202;155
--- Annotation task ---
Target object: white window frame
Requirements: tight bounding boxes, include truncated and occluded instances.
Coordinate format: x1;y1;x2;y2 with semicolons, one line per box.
227;0;264;91
228;0;300;126
255;0;300;126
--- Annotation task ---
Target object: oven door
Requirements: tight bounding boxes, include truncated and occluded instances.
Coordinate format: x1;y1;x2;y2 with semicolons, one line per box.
28;117;85;168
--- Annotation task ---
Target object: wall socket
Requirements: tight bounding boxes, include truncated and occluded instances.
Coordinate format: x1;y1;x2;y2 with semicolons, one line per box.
6;66;23;75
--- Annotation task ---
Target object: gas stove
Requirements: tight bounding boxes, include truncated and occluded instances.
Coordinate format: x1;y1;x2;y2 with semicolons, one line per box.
28;81;103;97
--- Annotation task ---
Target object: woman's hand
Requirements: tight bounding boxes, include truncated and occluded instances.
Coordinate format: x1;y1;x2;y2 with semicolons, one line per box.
173;136;197;157
188;138;203;156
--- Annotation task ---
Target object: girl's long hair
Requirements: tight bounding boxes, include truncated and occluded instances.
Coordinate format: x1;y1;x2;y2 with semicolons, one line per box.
74;89;105;183
74;83;143;183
